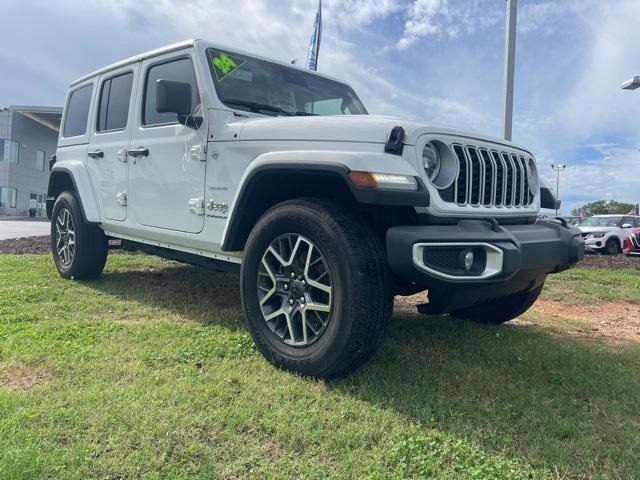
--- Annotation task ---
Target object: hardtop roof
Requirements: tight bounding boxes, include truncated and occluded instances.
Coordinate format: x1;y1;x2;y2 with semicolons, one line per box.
69;39;346;88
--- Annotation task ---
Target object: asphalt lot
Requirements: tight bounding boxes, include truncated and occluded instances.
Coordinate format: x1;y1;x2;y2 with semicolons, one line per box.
0;219;50;240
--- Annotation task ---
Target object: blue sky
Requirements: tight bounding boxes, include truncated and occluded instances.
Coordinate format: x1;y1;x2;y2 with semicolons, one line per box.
1;0;638;214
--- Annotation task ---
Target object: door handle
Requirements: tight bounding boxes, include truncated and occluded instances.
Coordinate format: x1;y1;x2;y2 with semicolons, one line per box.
88;150;104;159
127;147;149;158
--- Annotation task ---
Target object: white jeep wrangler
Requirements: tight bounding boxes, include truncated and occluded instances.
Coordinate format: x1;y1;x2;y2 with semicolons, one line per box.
48;40;584;378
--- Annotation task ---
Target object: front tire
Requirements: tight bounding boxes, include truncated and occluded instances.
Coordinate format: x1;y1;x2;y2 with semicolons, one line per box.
452;283;544;325
605;238;620;256
240;199;393;378
51;191;108;280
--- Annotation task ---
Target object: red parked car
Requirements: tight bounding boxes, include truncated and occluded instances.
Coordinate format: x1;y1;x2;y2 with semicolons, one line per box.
624;228;640;256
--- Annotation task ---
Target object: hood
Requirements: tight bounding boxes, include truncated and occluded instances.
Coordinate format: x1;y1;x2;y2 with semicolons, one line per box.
233;114;532;152
579;226;619;234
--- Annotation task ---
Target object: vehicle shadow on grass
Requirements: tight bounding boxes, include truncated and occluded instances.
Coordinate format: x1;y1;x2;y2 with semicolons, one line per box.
89;262;246;332
89;262;639;476
333;308;640;477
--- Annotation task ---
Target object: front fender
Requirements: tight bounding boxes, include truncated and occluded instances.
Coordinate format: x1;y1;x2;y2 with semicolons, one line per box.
248;150;420;177
48;161;101;223
221;150;429;251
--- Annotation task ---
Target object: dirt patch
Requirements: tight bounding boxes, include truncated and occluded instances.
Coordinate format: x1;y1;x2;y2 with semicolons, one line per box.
524;300;640;345
0;236;51;254
0;363;56;392
395;295;640;345
0;236;133;255
579;253;640;270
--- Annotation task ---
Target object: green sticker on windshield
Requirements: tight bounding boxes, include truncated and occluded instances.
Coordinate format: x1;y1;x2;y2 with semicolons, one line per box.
208;50;247;82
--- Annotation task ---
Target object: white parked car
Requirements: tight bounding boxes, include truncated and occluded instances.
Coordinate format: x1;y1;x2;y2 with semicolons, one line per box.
48;40;584;377
579;215;640;255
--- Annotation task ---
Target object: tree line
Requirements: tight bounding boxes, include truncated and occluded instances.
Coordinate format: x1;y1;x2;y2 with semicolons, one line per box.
571;200;639;217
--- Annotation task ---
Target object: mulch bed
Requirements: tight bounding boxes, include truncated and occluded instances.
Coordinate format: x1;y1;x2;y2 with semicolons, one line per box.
0;236;129;256
1;236;639;270
579;253;640;270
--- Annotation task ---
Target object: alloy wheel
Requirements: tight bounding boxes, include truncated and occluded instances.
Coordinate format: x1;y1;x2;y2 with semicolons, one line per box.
257;234;333;347
55;207;76;266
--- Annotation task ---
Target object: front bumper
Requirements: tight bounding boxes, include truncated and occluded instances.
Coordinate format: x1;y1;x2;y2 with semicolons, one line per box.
584;236;606;251
386;219;584;312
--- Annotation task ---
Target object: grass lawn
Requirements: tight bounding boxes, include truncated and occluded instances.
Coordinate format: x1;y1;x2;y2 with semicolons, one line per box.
1;254;639;479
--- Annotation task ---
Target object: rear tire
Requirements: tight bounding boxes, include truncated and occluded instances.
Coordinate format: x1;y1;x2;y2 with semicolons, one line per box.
51;191;108;280
452;283;544;325
240;198;393;378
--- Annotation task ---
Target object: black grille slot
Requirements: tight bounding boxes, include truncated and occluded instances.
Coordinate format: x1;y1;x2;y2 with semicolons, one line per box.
492;151;504;206
521;156;532;205
481;149;493;205
502;153;514;206
467;147;482;205
453;145;467;204
511;154;522;206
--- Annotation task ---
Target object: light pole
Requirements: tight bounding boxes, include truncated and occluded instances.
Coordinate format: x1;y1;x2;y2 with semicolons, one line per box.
621;78;640;213
621;76;640;90
502;0;518;141
551;164;566;216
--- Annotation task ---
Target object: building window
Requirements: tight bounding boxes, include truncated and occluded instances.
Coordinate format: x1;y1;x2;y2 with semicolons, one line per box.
63;84;93;138
1;139;19;163
36;150;46;171
0;187;17;208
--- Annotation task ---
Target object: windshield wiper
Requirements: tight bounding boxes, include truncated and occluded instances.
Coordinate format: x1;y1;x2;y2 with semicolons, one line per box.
223;99;293;116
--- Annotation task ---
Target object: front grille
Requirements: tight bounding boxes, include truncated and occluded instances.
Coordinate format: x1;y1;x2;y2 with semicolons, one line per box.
450;145;535;207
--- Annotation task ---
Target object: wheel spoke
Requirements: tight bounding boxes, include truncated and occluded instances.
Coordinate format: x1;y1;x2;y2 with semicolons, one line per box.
264;308;285;322
301;309;309;344
306;301;331;313
259;258;277;307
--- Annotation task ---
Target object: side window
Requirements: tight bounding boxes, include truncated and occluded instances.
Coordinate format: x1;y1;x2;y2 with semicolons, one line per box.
63;84;93;138
1;139;19;163
143;58;199;126
97;72;134;132
0;186;17;208
622;217;633;227
36;150;46;171
635;217;640;228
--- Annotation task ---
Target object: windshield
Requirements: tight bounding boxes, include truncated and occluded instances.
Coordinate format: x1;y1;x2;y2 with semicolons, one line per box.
206;48;368;117
580;216;623;227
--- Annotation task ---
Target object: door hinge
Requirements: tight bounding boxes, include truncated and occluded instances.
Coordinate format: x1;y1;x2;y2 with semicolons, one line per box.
117;149;128;163
190;144;207;162
116;192;127;206
188;198;205;215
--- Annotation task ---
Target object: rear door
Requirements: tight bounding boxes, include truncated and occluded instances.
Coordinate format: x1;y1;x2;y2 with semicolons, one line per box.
87;66;138;221
128;52;207;234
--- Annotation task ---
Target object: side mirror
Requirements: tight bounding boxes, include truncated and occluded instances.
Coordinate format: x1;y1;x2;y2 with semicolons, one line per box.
622;223;632;228
155;79;202;129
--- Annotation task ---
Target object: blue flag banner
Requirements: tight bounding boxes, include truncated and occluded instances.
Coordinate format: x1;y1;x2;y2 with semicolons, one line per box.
306;0;322;71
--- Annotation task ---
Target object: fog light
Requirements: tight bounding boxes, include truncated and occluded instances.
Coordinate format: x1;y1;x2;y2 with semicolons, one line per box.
461;249;474;271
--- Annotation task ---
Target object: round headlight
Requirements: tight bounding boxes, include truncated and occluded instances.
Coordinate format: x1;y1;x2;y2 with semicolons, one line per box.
423;143;441;181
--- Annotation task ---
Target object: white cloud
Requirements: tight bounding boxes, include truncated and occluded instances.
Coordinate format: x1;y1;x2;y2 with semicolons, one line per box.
396;0;502;50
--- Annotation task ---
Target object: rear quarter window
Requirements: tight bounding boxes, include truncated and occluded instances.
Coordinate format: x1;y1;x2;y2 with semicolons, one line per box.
63;84;93;138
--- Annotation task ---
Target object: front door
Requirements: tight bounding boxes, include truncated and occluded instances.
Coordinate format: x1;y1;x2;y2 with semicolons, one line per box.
128;53;207;234
87;66;138;222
